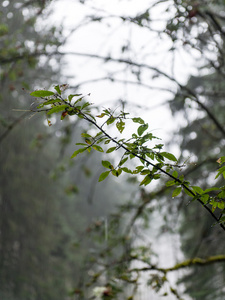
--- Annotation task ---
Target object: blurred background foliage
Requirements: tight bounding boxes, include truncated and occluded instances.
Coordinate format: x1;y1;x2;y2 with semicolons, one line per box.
0;1;131;299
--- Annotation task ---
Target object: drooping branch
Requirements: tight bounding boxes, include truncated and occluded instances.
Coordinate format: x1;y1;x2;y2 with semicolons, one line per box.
78;107;225;232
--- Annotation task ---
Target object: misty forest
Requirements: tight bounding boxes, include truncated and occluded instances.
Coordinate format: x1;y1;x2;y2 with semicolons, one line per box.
1;0;225;300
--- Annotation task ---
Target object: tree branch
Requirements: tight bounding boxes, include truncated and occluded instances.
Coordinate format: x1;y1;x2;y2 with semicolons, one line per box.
130;255;225;274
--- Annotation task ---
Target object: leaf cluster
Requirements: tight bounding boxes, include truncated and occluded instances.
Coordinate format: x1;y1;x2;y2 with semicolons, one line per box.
30;87;225;230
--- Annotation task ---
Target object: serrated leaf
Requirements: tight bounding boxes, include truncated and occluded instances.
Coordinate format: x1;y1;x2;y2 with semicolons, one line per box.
85;112;96;121
217;201;225;210
166;180;176;187
192;186;203;195
121;167;132;174
160;152;177;162
119;157;128;166
112;169;122;177
30;90;55;97
96;113;106;118
81;133;92;138
81;102;91;109
212;203;217;212
135;166;145;172
146;152;154;160
85;139;92;145
218;190;225;198
40;99;62;107
54;85;61;95
117;168;122;176
140;169;150;175
75;97;84;105
68;94;82;102
92;145;104;152
71;147;87;158
116;120;125;133
47;105;69;115
137;124;148;136
172;170;178;178
107;117;115;125
204;187;220;193
140;174;152;186
183;188;194;197
132;117;145;124
200;194;209;203
172;187;182;197
106;147;116;153
99;171;110;182
95;131;103;138
102;160;113;169
215;166;225;179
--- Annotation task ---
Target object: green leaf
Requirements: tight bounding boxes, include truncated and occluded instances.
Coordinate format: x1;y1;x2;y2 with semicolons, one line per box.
192;186;203;195
121;167;133;174
140;174;152;186
215;166;225;179
116;120;125;133
85;139;92;145
30;90;55;97
81;102;91;109
81;133;92;138
111;168;122;177
71;147;87;158
54;85;61;95
146;152;154;160
140;169;150;175
92;145;104;152
132;117;145;124
217;201;225;210
200;194;209;204
136;166;145;172
96;112;106;118
183;188;194;197
39;99;62;107
132;133;138;139
99;171;111;182
166;180;176;187
47;105;69;115
137;124;148;136
102;160;113;169
172;171;178;178
106;147;116;153
119;157;128;166
172;187;182;197
107;117;116;125
85;112;96;121
68;94;82;102
75;97;85;105
160;152;177;162
218;190;225;199
204;187;220;193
